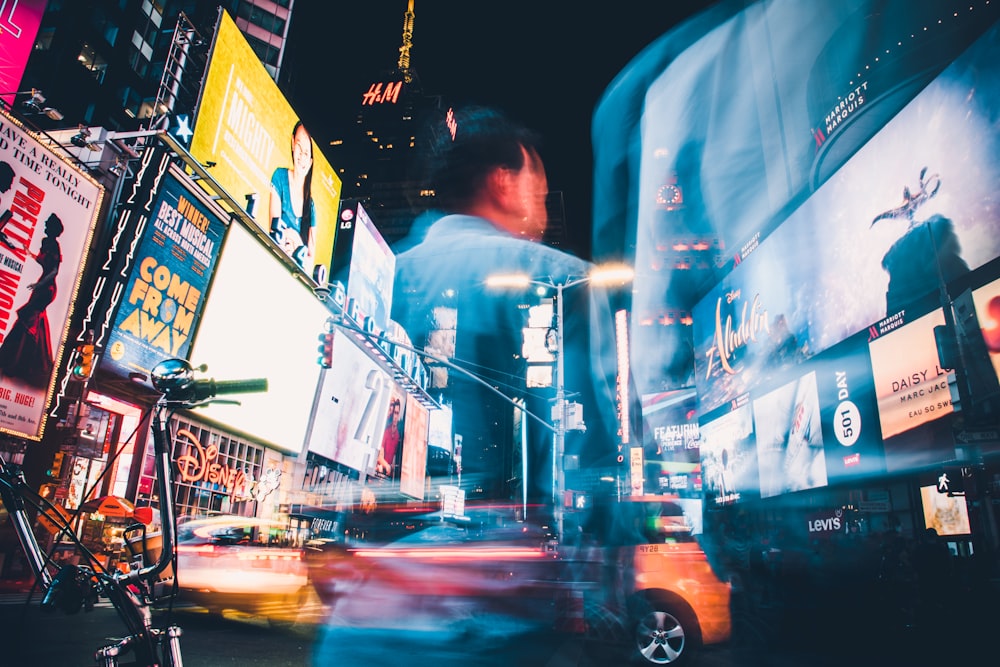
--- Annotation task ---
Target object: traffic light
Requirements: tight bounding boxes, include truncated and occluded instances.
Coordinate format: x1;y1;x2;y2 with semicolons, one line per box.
317;331;334;368
72;343;95;378
47;452;65;479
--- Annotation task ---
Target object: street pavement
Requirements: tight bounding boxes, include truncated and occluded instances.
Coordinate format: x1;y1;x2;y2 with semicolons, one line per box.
0;588;991;666
0;590;321;666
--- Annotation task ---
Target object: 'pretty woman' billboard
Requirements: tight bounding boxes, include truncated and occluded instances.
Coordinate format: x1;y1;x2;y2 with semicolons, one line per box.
0;110;103;440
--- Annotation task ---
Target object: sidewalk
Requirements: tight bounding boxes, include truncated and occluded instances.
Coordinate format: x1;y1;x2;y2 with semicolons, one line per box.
0;598;316;666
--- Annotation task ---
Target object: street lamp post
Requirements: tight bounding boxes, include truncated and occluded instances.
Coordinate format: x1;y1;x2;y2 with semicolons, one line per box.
487;264;633;541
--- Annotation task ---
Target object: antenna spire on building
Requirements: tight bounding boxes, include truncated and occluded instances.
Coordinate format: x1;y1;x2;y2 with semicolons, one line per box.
398;0;415;82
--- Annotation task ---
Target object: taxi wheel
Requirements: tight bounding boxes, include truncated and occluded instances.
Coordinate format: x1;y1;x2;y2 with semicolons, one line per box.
627;593;700;666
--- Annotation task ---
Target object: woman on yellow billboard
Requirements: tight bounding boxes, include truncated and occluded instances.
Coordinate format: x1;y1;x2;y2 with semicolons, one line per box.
268;120;316;275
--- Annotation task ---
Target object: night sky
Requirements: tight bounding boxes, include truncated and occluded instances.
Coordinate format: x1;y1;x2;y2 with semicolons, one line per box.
285;0;719;259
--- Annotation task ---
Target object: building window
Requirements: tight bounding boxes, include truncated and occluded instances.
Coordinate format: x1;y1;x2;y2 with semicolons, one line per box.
34;27;55;51
244;33;280;69
141;0;163;28
237;1;286;36
77;43;109;83
90;6;120;47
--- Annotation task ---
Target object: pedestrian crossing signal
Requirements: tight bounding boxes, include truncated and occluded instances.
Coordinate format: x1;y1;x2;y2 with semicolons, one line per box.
317;332;334;368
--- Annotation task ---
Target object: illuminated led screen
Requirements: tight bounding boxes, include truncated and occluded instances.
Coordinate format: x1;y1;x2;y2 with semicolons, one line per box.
399;394;429;500
306;330;393;475
868;308;954;440
972;276;1000;379
188;221;328;453
920;484;971;537
331;202;395;333
427;401;453;454
690;24;1000;416
699;396;756;507
189;10;341;284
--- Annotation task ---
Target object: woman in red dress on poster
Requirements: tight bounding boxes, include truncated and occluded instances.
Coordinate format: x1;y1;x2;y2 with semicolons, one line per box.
0;212;64;389
376;397;402;477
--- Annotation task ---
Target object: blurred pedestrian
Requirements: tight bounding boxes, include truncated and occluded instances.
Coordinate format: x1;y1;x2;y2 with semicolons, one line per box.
392;104;620;502
313;105;621;667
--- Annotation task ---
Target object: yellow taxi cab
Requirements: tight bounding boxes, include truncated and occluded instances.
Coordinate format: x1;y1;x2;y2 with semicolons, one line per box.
567;494;732;665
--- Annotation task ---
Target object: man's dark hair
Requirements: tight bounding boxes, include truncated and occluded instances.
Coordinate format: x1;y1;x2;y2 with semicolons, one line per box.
421;105;542;212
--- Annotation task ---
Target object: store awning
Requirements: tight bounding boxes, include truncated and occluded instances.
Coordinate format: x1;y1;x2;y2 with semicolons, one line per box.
79;495;135;519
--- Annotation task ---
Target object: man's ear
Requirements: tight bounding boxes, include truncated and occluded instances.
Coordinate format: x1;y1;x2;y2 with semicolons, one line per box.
485;166;514;206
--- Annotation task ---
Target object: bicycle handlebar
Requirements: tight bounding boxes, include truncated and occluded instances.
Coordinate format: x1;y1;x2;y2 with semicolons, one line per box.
150;358;267;406
170;376;269;404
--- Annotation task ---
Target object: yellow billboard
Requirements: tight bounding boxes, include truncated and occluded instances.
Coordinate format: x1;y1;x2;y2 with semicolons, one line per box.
190;11;340;285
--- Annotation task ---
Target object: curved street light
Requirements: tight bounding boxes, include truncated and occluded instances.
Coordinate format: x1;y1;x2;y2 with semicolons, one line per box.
487;263;634;540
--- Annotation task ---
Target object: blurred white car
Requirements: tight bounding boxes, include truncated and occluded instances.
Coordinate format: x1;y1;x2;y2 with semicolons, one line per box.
175;514;310;624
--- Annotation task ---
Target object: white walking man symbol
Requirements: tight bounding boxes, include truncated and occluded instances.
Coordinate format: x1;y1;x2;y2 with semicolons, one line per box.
937;471;951;492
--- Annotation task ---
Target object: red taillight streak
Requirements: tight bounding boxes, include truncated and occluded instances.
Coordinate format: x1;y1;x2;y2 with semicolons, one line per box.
351;548;546;560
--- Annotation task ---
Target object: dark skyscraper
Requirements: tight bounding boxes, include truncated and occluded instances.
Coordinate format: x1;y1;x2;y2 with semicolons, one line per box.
17;1;296;135
319;1;444;245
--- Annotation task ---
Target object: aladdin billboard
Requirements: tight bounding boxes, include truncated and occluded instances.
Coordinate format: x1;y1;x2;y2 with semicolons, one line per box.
188;10;341;285
0;109;103;439
596;0;1000;399
692;19;1000;415
687;24;1000;490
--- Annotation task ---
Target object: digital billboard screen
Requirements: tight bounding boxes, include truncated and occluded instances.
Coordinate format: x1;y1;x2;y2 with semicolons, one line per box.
427;400;453;454
306;330;393;475
0;0;46;108
375;382;405;479
699;394;756;507
972;275;1000;376
330;201;395;333
399;393;429;500
104;167;226;380
0;109;104;439
641;389;700;496
699;327;887;504
810;331;884;484
188;221;329;453
752;371;827;499
690;22;1000;416
868;308;954;440
920;484;971;537
189;10;341;285
642;389;699;463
